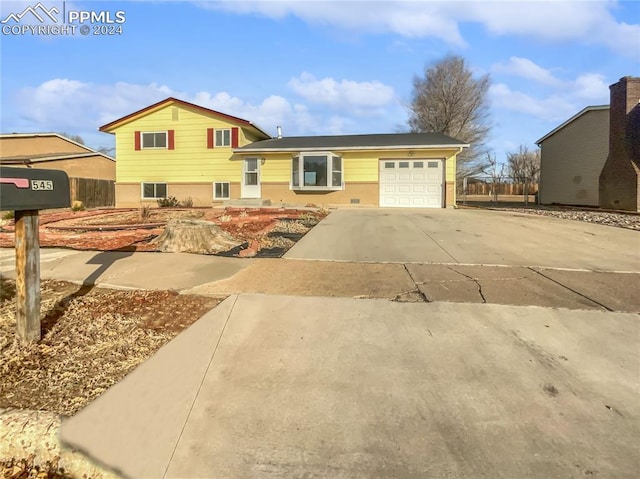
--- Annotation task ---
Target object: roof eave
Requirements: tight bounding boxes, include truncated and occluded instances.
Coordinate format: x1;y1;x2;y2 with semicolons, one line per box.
98;97;271;138
535;105;609;145
0;152;115;163
235;143;469;154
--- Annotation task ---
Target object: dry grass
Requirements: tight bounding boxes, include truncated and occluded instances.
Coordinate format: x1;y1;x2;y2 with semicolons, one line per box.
0;278;224;477
0;279;222;416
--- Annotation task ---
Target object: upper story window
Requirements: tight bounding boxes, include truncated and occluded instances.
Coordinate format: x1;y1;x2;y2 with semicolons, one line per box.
135;130;174;150
215;129;231;147
291;152;343;191
142;132;167;149
207;127;239;149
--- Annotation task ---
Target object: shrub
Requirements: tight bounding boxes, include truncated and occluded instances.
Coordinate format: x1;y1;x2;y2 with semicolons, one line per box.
2;211;14;220
71;201;85;211
179;197;194;208
139;204;152;222
157;196;179;208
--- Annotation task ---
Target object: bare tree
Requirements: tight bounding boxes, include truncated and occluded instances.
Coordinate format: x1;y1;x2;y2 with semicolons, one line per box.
483;152;507;202
408;55;492;178
57;132;85;145
506;145;540;183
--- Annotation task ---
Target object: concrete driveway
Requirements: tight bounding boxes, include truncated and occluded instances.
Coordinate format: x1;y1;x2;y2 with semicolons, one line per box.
62;294;639;478
285;209;640;272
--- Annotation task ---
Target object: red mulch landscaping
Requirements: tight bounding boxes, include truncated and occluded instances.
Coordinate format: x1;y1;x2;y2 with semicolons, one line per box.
0;207;325;253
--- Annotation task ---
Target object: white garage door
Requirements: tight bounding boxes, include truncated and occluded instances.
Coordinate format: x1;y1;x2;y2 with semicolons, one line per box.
379;159;443;208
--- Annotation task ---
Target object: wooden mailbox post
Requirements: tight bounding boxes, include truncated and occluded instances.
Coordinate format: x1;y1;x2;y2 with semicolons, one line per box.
0;166;70;341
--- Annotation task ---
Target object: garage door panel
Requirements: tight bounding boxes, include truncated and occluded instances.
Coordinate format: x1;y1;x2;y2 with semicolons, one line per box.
379;159;443;208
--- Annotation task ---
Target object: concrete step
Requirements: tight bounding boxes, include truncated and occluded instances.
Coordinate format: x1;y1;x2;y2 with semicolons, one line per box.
223;199;272;207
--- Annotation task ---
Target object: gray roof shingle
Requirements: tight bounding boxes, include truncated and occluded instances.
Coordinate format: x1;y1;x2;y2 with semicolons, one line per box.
237;132;468;151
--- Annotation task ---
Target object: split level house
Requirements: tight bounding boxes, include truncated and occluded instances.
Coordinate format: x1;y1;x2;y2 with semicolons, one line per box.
100;98;468;209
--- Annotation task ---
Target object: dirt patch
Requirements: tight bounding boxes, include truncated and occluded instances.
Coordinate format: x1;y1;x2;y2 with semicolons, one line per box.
0;207;327;255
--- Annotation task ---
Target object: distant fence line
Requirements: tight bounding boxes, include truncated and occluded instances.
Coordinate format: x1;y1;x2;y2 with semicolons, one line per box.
69;177;115;208
462;181;539;196
459;176;539;205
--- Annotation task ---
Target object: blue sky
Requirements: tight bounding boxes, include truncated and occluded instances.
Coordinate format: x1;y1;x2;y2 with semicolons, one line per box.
1;0;638;164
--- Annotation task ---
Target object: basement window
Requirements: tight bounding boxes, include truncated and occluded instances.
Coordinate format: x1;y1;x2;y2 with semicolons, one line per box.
214;182;230;200
141;182;167;199
291;152;343;190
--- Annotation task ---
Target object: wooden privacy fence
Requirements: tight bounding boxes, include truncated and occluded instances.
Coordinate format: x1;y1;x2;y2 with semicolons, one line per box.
69;177;115;207
462;181;539;196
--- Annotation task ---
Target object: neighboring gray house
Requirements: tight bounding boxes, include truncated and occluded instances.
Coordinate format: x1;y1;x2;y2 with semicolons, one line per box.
536;105;609;207
537;76;640;211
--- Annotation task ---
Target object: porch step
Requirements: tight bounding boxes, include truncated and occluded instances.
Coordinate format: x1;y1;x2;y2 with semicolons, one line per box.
223;199;272;207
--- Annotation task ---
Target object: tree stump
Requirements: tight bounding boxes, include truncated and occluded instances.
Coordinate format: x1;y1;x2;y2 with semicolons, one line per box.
152;219;242;254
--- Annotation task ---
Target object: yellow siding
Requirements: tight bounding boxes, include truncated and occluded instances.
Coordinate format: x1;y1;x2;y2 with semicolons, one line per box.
113;102;256;183
258;148;460;183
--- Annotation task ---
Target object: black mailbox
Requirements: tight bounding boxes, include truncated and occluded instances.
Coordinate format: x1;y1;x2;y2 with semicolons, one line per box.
0;166;71;211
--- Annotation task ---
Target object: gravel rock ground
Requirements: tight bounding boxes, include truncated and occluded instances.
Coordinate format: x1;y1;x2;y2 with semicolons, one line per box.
486;206;640;231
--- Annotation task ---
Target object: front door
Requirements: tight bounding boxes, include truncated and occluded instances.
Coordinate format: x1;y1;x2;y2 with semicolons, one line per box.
242;158;261;198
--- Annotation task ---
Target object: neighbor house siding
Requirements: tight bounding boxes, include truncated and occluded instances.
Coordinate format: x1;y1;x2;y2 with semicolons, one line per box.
0;136;88;157
113;103;253;185
4;156;116;181
539;108;609;206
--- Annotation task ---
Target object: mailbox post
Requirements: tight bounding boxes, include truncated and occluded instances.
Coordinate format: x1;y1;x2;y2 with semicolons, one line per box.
1;167;70;342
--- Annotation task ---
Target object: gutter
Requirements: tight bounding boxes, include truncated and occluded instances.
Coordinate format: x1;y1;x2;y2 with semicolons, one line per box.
235;143;470;154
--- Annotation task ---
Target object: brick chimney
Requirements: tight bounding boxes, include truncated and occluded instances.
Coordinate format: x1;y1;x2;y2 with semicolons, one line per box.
599;76;640;211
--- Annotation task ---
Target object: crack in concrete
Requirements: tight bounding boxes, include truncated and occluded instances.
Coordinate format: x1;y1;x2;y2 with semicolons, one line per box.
528;268;613;312
446;266;487;303
402;264;429;302
412;276;531;285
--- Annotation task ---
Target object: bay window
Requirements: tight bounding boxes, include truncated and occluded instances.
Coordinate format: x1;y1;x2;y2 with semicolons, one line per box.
291;152;343;190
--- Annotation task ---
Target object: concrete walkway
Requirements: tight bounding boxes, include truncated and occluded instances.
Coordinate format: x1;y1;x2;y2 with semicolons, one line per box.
62;294;640;478
1;248;638;312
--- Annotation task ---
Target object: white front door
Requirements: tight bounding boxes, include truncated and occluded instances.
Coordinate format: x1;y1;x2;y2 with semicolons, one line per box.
379;159;444;208
242;158;261;198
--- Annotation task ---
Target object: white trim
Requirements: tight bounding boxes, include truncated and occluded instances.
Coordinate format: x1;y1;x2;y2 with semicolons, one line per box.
141;182;168;200
140;131;168;149
213;181;230;200
214;128;232;147
535;105;610;145
290;152;344;191
236;143;469;153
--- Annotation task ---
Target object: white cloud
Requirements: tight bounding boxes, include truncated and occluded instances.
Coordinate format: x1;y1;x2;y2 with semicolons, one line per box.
201;0;640;57
492;57;562;87
489;83;577;122
573;73;610;101
9;76;405;146
203;1;467;46
288;72;396;111
490;56;611;117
